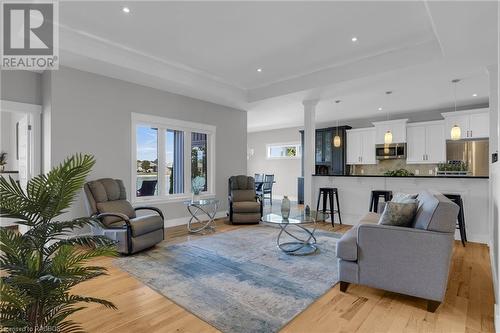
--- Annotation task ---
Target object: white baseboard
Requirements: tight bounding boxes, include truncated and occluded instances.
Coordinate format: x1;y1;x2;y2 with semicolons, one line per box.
164;211;227;228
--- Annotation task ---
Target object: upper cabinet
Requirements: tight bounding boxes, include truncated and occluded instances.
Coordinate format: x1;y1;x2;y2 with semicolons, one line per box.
372;119;408;144
346;128;376;165
442;109;489;140
406;121;446;164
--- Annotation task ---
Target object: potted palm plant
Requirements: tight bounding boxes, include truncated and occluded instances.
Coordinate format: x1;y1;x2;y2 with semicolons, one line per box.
0;152;7;172
0;154;117;332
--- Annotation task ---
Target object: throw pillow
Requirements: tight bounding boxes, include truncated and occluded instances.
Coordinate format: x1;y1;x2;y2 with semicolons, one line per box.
392;192;418;202
378;200;418;227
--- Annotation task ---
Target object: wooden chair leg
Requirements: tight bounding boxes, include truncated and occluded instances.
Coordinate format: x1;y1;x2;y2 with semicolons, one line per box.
427;300;441;312
339;281;349;292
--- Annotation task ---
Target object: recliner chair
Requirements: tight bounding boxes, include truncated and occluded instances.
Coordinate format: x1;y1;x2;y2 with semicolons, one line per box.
83;178;164;254
228;175;263;224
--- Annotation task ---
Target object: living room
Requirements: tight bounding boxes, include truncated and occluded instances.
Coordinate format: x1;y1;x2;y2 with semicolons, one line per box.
0;1;499;332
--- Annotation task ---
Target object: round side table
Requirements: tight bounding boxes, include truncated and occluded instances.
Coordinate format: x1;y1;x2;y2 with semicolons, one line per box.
183;199;219;233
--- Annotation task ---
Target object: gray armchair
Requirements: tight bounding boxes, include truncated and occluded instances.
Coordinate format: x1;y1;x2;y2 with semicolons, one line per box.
336;191;459;312
228;175;263;224
83;178;164;254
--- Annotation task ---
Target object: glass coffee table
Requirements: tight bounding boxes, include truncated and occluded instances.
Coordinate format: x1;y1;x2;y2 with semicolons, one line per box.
262;211;329;255
183;199;219;233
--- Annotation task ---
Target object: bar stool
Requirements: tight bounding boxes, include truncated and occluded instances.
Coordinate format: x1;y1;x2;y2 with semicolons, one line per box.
444;193;467;247
316;187;342;227
369;190;393;213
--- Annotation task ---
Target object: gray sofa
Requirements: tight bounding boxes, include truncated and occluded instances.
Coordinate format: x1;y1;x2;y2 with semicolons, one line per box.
83;178;164;254
336;190;459;312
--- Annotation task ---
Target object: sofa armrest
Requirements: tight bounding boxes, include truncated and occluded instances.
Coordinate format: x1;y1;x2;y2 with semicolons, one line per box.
134;206;164;220
95;212;131;228
356;224;454;302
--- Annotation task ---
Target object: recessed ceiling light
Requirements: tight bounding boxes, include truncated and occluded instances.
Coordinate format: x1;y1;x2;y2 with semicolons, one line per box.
256;68;262;72
378;107;383;111
122;7;130;13
335;100;341;103
472;93;478;97
351;37;358;42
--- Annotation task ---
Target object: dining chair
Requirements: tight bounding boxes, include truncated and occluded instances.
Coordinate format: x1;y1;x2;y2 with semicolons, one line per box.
257;174;274;205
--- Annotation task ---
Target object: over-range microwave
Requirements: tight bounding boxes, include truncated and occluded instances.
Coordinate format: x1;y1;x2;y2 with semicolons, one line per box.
375;143;406;160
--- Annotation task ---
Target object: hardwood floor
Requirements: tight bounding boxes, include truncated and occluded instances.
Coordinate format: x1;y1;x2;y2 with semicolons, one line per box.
71;219;495;333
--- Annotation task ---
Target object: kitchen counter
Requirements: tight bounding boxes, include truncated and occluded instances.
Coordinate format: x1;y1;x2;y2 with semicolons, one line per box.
312;174;489;244
312;174;489;179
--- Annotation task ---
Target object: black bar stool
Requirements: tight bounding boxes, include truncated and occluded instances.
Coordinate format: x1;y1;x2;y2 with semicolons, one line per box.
369;190;393;213
444;193;467;247
316;187;342;227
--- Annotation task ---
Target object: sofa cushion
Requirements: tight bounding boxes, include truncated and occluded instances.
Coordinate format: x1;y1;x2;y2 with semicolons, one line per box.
232;213;261;224
130;215;163;237
230;175;255;190
100;178;121;201
88;181;108;203
232;190;256;202
414;191;459;232
97;200;136;226
392;192;418;202
336;212;379;261
232;201;260;213
378;201;418;227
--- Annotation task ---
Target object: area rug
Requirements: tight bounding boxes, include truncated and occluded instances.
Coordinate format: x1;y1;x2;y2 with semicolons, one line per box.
114;225;342;333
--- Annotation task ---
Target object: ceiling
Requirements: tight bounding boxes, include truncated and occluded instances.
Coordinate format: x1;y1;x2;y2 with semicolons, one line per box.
57;1;498;132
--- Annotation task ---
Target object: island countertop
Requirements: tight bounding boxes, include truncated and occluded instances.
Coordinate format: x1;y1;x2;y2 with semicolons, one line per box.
312;174;489;179
312;174;489;244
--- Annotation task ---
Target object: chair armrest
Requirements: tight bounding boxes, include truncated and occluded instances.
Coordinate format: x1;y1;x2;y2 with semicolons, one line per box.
356;224;454;301
94;212;131;227
134;206;164;220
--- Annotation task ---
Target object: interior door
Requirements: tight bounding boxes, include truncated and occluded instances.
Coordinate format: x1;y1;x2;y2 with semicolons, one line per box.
469;113;489;138
17;115;29;190
406;126;426;163
425;123;446;163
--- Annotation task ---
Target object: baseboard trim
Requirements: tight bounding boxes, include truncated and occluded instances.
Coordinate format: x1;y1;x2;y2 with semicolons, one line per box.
164;211;227;228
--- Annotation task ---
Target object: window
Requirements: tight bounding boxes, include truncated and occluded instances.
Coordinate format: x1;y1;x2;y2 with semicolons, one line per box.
266;143;301;159
132;113;215;202
191;132;208;192
136;126;158;197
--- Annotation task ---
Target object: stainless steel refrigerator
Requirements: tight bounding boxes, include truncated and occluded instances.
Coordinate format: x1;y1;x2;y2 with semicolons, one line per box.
446;139;489;176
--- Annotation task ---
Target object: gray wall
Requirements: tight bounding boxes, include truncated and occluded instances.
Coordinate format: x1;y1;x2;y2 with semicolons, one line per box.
247;127;301;200
1;70;42;105
46;67;247;223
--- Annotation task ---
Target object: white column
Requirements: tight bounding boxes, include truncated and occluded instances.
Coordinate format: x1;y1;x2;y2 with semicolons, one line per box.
303;99;319;208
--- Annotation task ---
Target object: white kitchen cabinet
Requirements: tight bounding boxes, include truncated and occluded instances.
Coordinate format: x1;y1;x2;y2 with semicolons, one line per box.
372;119;408;144
346;128;376;165
406;121;445;164
442;109;489;140
469;112;489;138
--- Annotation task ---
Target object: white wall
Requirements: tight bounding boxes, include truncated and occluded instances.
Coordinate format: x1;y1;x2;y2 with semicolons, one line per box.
247;127;301;201
44;66;247;226
1;71;42;105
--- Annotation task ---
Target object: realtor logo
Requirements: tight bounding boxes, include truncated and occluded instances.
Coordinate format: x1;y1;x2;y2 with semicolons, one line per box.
1;1;59;70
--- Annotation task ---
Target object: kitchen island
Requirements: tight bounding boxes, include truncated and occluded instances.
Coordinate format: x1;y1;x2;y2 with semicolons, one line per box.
312;174;490;244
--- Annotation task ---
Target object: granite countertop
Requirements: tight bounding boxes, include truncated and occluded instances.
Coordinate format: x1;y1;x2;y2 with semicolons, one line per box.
312;174;489;179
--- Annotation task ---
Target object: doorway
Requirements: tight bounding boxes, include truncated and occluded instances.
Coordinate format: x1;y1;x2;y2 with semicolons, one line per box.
0;100;41;230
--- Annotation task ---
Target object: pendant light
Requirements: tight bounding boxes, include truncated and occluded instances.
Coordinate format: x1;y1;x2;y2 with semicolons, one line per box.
333;100;342;147
384;91;393;144
450;79;461;141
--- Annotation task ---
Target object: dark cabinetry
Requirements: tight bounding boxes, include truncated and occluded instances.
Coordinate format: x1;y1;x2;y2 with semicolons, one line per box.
300;126;351;175
298;126;351;204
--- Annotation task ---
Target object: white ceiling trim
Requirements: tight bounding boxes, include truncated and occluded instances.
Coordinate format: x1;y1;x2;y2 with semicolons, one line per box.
58;23;248;109
248;38;443;102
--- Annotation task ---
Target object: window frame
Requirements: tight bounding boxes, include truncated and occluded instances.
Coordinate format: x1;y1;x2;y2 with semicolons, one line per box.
131;113;216;204
266;142;302;160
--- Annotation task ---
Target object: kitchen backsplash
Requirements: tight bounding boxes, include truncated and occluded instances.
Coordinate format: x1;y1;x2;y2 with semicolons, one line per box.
351;159;439;176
